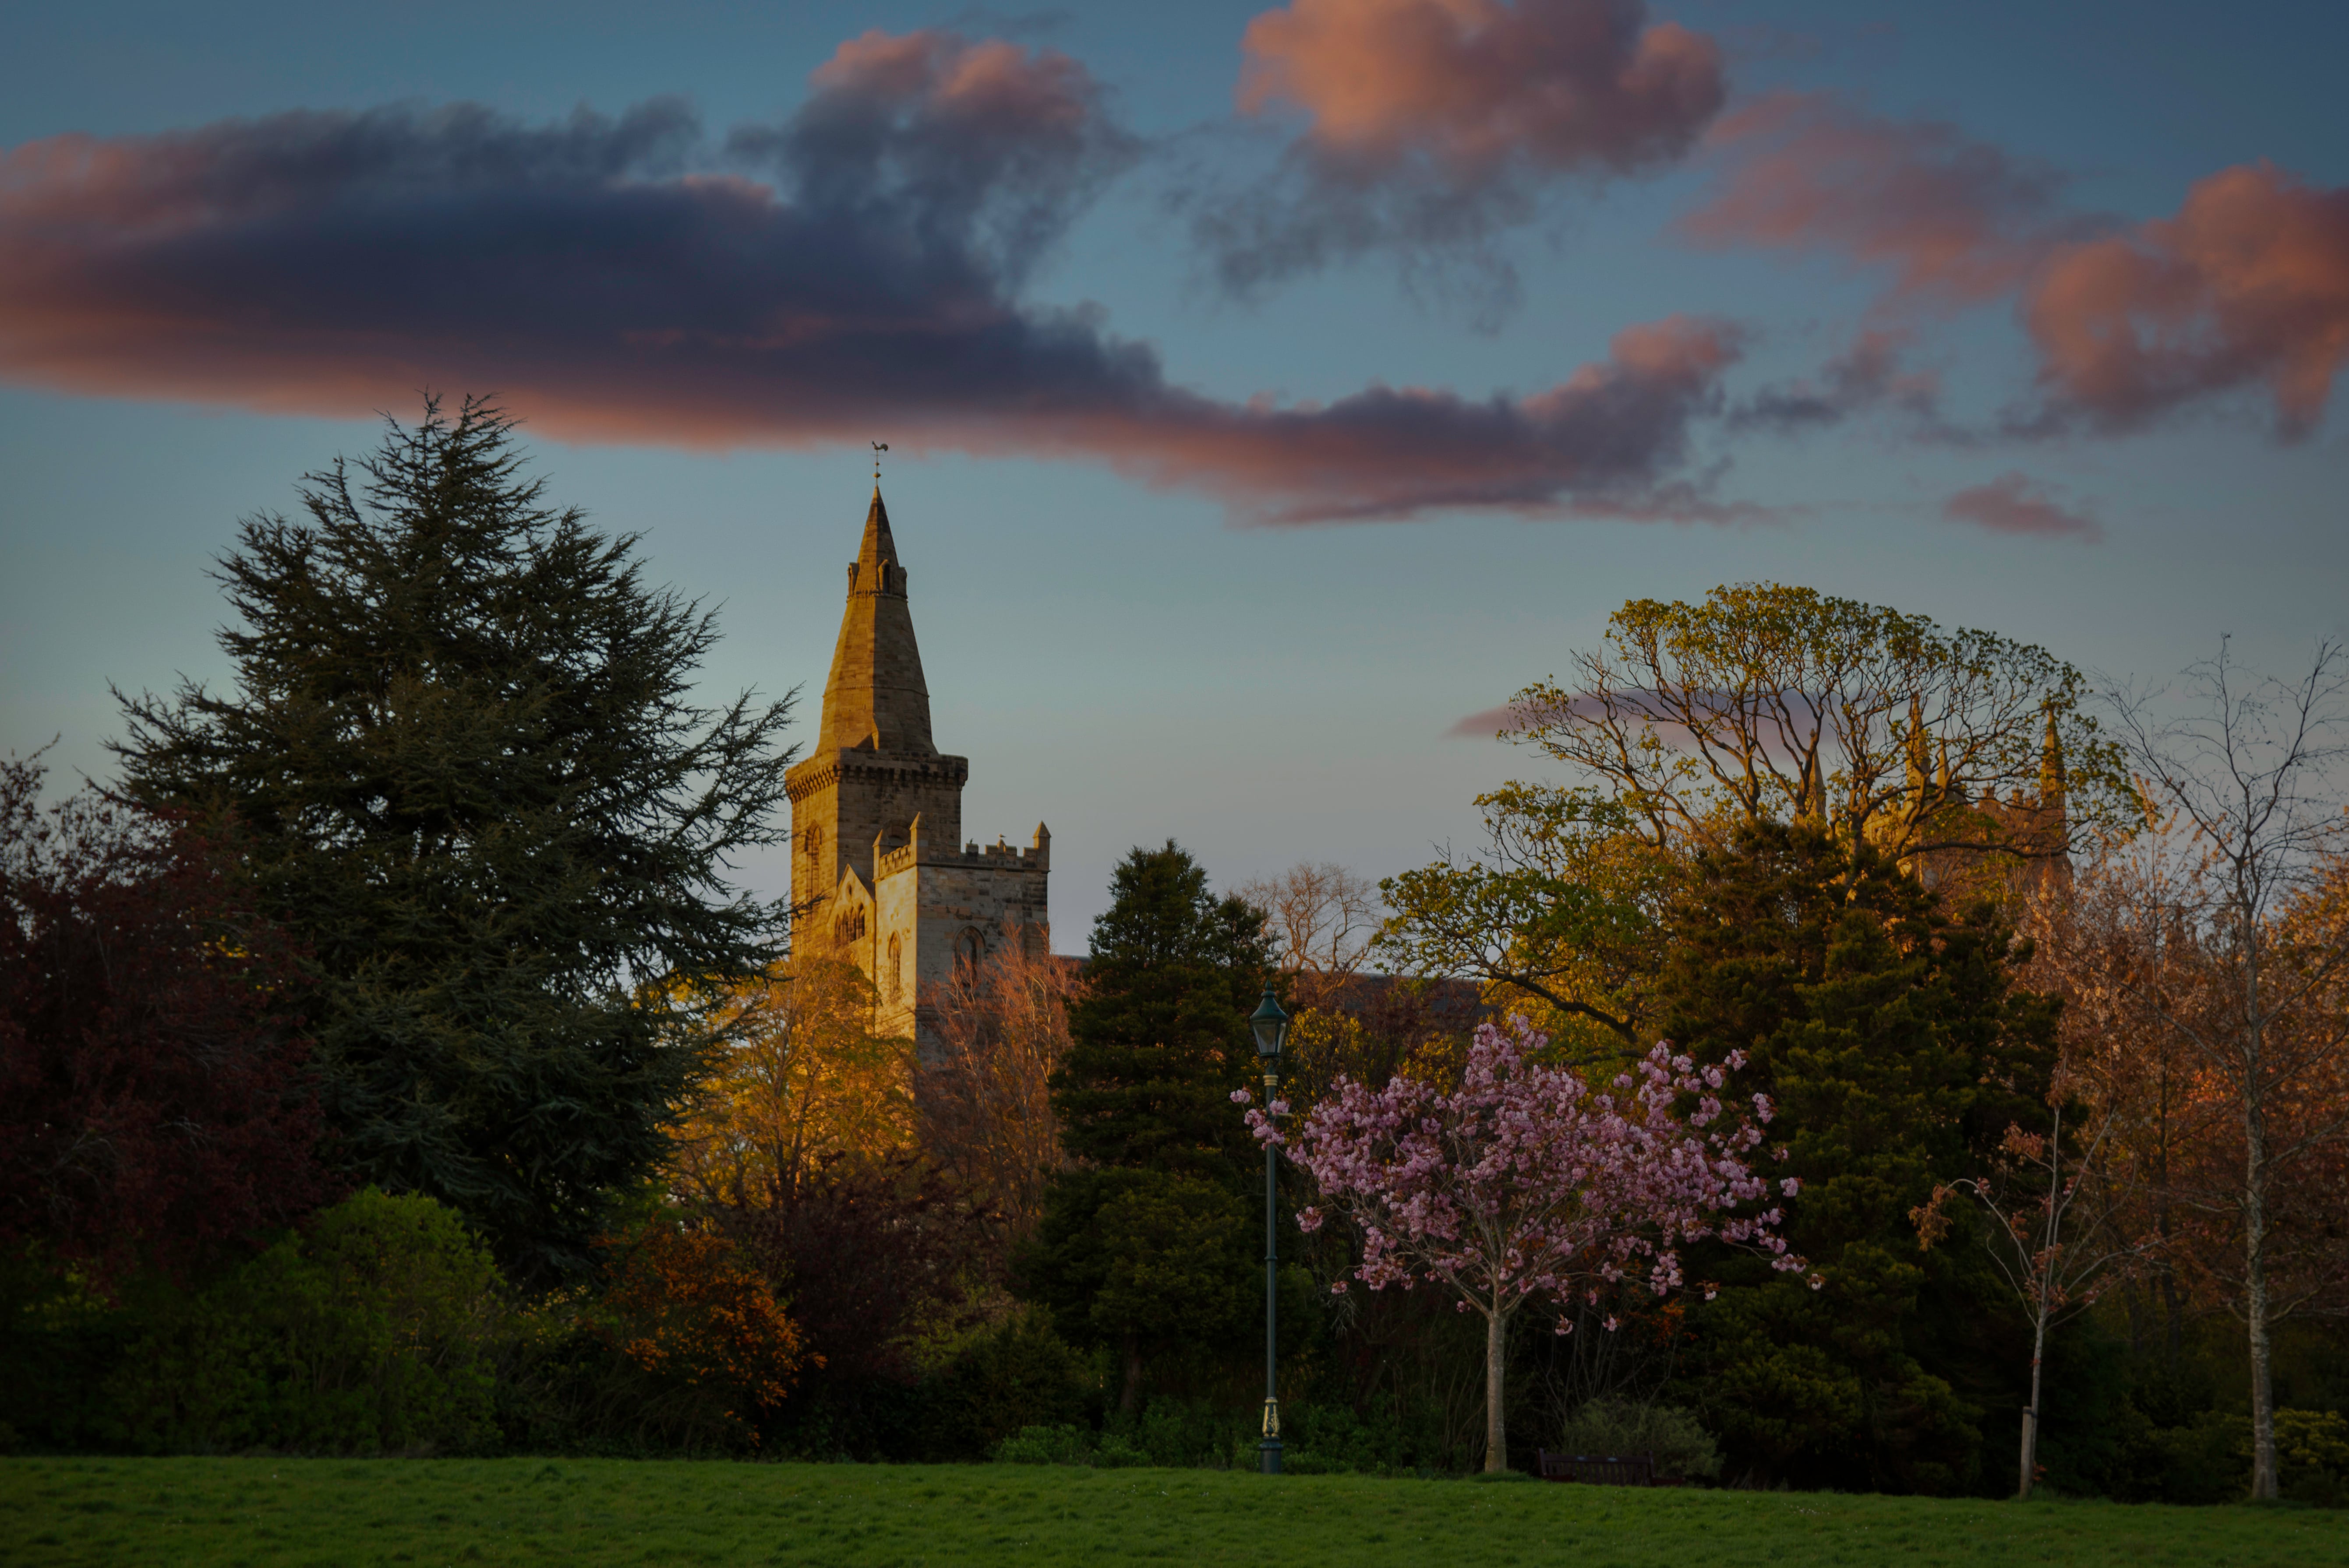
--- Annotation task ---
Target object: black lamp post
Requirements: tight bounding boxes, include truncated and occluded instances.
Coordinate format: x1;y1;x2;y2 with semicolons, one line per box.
1248;986;1292;1475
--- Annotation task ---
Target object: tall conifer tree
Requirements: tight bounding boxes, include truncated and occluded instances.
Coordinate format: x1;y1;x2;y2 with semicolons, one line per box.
115;398;795;1283
1054;841;1274;1179
1021;842;1273;1410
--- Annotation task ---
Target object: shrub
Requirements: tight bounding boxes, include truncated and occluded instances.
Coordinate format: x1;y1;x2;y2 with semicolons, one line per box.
597;1226;808;1440
986;1401;1239;1469
922;1309;1091;1460
1554;1397;1722;1480
108;1189;503;1454
2200;1409;2349;1506
505;1224;809;1455
1282;1397;1463;1476
993;1423;1100;1466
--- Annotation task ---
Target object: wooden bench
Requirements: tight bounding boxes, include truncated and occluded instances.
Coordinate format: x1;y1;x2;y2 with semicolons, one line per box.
1536;1449;1658;1486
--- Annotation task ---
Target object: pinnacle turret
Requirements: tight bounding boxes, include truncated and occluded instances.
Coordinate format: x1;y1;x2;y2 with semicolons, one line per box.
817;485;936;755
853;486;902;594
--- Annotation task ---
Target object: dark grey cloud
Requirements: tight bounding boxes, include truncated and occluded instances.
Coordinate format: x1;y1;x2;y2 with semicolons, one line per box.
0;28;1756;525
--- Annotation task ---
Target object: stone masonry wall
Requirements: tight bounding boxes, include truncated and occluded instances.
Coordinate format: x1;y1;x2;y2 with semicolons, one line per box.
872;828;1051;1050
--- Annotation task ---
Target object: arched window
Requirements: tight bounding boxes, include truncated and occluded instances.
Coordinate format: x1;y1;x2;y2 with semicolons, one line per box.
886;934;903;1000
955;927;986;973
803;824;823;864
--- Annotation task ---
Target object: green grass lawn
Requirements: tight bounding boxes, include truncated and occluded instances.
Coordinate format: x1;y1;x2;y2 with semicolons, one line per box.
3;1457;2340;1567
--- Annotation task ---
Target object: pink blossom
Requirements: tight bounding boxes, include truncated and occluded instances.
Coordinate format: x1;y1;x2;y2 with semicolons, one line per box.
1260;1016;1804;1468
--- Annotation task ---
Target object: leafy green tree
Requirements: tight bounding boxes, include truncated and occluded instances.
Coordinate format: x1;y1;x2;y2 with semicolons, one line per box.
114;398;795;1283
1654;821;2059;1493
1020;842;1272;1409
1378;784;1675;1054
108;1188;505;1455
1505;582;2130;860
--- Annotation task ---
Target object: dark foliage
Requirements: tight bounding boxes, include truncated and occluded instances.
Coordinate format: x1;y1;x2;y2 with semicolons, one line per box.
1653;821;2060;1493
1052;841;1275;1181
105;1188;505;1456
1021;842;1274;1411
1018;1166;1256;1413
918;1310;1093;1461
705;1151;996;1457
0;755;325;1283
113;398;796;1285
498;1221;807;1456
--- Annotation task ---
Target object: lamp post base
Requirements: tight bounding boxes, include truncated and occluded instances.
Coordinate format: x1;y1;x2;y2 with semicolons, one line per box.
1259;1440;1283;1475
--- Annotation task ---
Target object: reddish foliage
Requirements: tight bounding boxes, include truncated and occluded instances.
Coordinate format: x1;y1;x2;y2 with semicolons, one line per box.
719;1152;994;1388
598;1226;811;1435
0;756;326;1280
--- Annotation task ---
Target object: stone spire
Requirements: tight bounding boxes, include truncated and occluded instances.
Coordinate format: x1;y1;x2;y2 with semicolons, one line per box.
1905;695;1931;805
2040;708;2067;804
817;486;936;755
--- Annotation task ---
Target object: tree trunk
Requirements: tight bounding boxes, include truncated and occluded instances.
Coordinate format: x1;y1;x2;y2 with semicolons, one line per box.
2162;1264;2185;1370
1119;1335;1144;1419
2020;1311;2047;1500
1484;1307;1508;1473
2244;1106;2278;1500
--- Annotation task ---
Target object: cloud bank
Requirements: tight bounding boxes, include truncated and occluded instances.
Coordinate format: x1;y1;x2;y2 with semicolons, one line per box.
0;30;1753;525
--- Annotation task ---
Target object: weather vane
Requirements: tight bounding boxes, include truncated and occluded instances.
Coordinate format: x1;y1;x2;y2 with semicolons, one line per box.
872;440;888;483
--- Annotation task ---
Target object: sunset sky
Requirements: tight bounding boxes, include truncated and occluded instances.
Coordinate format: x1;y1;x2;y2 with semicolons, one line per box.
4;0;2345;944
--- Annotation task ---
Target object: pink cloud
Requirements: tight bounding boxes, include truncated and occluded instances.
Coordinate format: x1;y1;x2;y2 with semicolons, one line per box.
1681;92;2063;306
0;38;1754;525
1940;472;2101;542
1239;0;1725;179
1445;703;1528;738
1685;95;2349;435
1197;0;1725;311
2022;161;2349;437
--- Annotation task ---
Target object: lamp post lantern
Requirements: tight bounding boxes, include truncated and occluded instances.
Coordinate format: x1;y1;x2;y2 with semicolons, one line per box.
1248;986;1291;1475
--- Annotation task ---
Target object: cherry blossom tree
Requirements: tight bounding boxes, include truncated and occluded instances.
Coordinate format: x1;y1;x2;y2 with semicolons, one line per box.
1242;1017;1806;1472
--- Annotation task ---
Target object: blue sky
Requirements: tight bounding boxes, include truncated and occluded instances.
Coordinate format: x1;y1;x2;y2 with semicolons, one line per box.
3;0;2344;945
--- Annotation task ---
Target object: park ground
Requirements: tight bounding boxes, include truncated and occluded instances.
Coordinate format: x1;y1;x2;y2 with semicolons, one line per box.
4;1457;2343;1567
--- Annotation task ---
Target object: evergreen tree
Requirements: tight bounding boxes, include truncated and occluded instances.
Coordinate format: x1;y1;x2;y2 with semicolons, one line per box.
1653;821;2059;1493
1053;841;1274;1179
114;398;795;1284
1020;842;1272;1410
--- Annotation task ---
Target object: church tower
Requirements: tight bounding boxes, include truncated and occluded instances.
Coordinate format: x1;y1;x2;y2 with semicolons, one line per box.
784;485;1049;1044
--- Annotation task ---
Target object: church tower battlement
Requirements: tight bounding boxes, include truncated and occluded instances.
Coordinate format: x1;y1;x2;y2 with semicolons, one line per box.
784;485;1049;1046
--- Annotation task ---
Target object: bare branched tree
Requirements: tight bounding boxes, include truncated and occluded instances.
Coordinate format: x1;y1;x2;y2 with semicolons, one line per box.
920;919;1082;1244
1915;1089;2151;1500
2020;856;2215;1374
1236;861;1383;1014
2104;637;2349;1500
